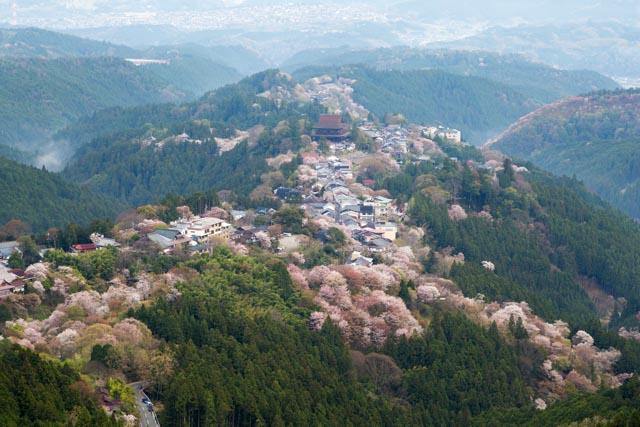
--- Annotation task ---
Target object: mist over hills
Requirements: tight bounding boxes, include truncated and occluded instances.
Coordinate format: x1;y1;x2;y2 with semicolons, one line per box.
0;27;246;167
0;54;240;168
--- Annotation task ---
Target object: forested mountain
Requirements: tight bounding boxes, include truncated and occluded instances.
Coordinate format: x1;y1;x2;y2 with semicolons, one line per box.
6;64;640;426
490;89;640;218
0;28;245;162
134;53;242;97
131;248;536;425
0;343;117;426
477;376;640;425
0;144;30;164
143;43;270;76
1;27;263;77
64;70;322;205
296;65;538;143
284;48;619;103
373;136;640;335
0;27;136;58
0;155;124;231
0;28;244;91
0;55;240;158
0;56;183;154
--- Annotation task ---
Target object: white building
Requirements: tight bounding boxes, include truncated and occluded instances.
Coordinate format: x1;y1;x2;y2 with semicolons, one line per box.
171;217;233;242
442;129;462;144
423;126;462;144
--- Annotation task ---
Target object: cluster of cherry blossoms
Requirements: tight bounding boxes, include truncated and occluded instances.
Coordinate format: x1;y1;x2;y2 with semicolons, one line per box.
413;275;629;403
304;264;422;348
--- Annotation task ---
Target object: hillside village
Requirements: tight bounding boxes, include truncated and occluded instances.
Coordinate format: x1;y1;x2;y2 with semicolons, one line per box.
1;71;638;425
3;3;640;424
0;73;466;307
98;110;467;271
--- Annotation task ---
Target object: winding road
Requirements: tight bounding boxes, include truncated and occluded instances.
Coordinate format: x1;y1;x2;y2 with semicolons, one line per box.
129;382;160;427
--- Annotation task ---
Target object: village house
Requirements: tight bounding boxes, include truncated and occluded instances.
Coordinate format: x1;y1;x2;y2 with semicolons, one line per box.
0;241;20;260
71;243;97;253
374;222;399;241
90;233;120;249
231;210;247;222
423;126;462;144
340;205;361;221
424;126;440;140
368;237;393;253
365;196;393;222
232;228;261;246
360;204;375;222
0;265;24;298
147;229;188;252
0;281;24;298
350;251;373;267
443;129;462;144
274;187;303;202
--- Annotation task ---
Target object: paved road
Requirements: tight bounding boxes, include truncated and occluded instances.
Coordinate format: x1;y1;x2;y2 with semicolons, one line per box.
130;382;160;427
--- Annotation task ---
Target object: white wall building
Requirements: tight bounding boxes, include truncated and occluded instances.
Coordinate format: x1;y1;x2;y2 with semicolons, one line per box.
171;217;233;241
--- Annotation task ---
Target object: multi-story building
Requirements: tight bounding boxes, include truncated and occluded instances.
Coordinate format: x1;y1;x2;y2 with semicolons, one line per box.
171;217;233;242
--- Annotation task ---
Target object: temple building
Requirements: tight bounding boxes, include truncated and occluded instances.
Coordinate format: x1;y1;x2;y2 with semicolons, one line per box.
312;114;350;142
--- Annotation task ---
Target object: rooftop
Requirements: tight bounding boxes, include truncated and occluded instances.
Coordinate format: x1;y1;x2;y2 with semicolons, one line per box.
314;114;349;130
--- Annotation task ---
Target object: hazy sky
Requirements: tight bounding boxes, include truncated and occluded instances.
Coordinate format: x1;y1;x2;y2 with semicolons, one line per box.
1;0;638;28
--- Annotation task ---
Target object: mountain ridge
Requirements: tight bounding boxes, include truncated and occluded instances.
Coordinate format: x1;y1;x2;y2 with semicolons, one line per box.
489;88;640;218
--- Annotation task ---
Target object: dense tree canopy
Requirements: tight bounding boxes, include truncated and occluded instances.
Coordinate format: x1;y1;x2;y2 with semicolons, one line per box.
0;343;117;426
493;89;640;218
0;156;124;232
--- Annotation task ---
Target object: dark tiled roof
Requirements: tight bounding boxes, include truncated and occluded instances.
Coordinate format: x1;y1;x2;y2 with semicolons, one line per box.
72;243;97;252
315;114;347;130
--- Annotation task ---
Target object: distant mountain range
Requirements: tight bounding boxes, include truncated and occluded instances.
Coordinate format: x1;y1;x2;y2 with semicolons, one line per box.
65;22;409;65
431;22;640;82
0;27;136;58
1;26;266;75
284;47;619;103
489;89;640;218
387;0;640;23
0;28;244;166
0;26;626;167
